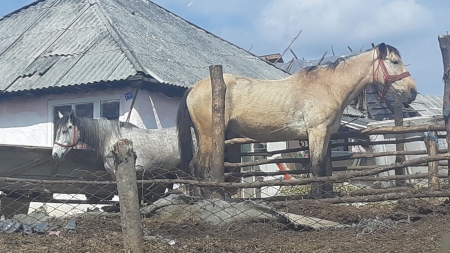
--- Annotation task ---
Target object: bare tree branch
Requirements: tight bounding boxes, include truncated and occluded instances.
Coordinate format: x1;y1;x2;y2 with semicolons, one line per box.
289;48;298;59
317;50;328;66
274;29;302;64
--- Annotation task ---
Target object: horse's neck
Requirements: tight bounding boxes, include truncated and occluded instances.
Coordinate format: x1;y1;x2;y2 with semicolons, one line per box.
327;51;375;109
77;120;121;155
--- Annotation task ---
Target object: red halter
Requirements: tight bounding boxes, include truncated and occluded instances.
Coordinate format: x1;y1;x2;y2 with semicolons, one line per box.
372;48;411;101
54;125;79;148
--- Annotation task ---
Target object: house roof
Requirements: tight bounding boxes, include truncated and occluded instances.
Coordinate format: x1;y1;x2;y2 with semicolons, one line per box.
408;94;443;116
363;90;442;120
341;115;374;130
0;0;288;94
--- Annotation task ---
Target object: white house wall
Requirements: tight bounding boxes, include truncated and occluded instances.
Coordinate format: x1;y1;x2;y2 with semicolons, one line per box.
0;96;48;146
0;88;182;147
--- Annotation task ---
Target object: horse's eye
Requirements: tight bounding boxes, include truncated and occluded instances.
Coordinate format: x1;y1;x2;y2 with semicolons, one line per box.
391;60;399;65
62;130;69;134
68;126;73;130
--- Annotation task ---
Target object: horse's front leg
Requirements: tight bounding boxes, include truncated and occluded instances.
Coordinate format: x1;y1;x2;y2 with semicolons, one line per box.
307;126;332;199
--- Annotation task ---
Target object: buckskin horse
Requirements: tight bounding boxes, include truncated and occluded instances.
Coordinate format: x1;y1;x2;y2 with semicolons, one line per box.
52;110;196;203
176;43;417;198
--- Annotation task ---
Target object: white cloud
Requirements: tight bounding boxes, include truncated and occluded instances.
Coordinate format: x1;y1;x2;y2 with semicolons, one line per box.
256;0;434;48
149;0;444;94
151;0;268;17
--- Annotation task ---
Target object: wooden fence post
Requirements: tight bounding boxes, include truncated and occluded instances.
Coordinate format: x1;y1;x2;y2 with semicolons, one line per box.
206;65;226;199
425;132;440;191
394;94;406;187
438;35;450;182
112;139;144;253
323;141;334;197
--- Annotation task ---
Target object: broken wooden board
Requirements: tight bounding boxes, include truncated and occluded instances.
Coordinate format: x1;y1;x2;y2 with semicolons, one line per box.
141;194;348;230
275;211;350;230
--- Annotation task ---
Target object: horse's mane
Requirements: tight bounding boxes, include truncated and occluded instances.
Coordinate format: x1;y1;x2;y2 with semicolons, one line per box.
304;57;346;73
55;114;138;151
303;43;401;74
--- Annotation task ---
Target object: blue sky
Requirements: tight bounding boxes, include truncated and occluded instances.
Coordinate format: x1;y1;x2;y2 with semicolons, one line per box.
2;0;450;95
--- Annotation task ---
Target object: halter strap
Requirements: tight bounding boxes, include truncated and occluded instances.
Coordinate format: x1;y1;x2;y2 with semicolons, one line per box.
373;48;411;101
54;125;79;148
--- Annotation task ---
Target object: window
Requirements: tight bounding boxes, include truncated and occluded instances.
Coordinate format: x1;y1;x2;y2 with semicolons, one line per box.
75;103;94;118
100;101;120;120
52;100;120;149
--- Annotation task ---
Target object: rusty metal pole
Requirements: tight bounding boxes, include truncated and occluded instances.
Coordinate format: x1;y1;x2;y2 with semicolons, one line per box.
112;139;144;253
206;65;226;199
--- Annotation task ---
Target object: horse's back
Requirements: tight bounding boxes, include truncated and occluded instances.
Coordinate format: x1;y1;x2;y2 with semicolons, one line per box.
119;126;181;171
187;73;309;140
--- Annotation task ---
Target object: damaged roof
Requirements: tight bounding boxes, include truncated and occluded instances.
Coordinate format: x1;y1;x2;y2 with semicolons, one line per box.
0;0;288;93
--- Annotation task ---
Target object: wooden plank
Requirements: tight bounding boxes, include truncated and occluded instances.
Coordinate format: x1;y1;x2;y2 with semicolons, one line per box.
0;183;116;196
225;123;446;146
0;148;106;179
276;211;348;229
0;157;52;177
226;136;432;158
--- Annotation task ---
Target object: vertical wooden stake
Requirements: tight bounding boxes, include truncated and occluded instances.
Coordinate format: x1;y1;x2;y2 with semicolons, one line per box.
323;140;334;198
438;35;450;181
394;94;406;187
112;139;144;253
425;132;440;191
207;65;226;199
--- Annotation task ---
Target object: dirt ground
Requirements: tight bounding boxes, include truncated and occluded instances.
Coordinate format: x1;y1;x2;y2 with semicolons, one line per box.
1;198;450;253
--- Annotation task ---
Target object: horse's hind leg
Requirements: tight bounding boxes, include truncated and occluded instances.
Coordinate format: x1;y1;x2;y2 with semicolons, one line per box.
189;134;213;196
307;126;332;199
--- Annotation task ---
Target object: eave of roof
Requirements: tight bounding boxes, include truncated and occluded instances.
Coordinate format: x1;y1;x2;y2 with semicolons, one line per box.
0;0;289;94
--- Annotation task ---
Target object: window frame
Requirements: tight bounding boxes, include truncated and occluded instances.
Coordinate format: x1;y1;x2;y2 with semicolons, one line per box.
47;95;123;146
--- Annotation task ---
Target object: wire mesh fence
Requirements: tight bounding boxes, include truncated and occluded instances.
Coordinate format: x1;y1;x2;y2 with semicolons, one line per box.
1;151;450;252
2;123;450;252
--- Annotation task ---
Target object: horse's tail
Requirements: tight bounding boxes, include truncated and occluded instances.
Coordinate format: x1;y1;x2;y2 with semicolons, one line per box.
176;87;194;176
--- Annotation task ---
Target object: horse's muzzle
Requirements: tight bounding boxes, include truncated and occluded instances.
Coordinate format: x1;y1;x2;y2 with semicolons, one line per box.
407;88;417;104
402;88;417;104
52;152;63;161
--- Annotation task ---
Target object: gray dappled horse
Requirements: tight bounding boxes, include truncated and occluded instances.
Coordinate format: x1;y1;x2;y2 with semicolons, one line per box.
177;43;418;198
52;109;193;204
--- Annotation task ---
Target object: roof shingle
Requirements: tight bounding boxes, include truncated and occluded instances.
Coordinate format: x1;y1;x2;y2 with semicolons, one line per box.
0;0;288;93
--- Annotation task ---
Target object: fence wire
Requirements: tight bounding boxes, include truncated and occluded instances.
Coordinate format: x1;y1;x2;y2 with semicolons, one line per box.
1;156;450;252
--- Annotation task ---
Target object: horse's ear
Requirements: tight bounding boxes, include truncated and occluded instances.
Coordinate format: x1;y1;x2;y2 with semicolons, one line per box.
378;43;387;59
58;111;64;119
68;109;75;122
